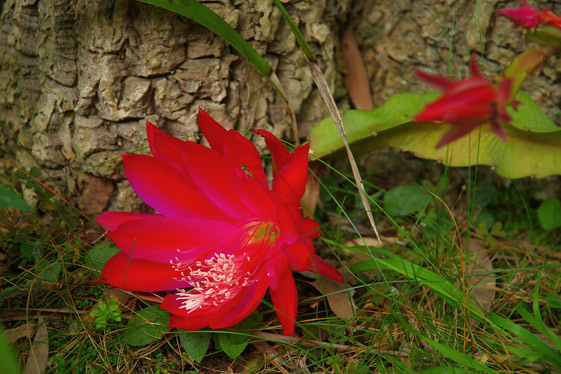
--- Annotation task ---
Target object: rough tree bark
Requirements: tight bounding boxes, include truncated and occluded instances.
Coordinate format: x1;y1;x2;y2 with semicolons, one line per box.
0;0;559;215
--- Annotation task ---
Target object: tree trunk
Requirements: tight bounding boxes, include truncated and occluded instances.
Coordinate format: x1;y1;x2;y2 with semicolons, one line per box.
0;0;559;215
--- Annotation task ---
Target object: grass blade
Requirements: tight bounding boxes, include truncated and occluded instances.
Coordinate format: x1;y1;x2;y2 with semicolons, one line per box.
488;313;561;369
272;0;316;61
346;245;489;323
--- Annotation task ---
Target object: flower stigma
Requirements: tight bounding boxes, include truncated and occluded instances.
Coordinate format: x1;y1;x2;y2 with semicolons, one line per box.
175;253;255;312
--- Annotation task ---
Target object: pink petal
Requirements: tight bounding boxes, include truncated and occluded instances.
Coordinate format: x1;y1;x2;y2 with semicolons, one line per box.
253;129;290;175
222;130;268;187
178;142;256;220
283;240;312;271
96;211;153;231
168;313;212;331
300;219;321;239
230;176;276;220
146;121;190;169
100;253;186;292
308;255;344;284
107;215;243;264
197;108;228;153
123;154;224;219
269;257;298;336
415;70;457;91
436;125;477;149
468;55;484;78
209;270;269;329
272;144;309;204
162;268;269;330
490;122;508;141
147;121;257;219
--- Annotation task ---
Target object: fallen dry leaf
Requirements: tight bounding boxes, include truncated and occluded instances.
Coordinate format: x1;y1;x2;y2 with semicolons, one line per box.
7;322;35;343
310;278;356;320
24;315;49;374
301;161;326;219
341;26;374;110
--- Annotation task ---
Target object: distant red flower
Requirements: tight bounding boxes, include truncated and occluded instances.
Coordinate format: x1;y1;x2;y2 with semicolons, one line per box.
415;55;520;148
497;1;561;30
96;109;343;336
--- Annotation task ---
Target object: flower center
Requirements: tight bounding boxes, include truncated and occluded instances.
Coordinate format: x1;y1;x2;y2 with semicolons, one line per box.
174;253;253;312
247;221;278;246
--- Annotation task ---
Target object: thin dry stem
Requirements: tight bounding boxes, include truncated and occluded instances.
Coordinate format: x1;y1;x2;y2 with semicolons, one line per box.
306;60;381;243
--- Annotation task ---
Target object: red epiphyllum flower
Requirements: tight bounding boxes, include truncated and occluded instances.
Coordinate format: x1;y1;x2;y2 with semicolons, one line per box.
497;0;561;30
95;109;343;336
414;55;520;148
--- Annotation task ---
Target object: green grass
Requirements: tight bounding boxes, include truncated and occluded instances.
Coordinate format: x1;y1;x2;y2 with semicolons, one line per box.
2;1;561;370
1;152;561;373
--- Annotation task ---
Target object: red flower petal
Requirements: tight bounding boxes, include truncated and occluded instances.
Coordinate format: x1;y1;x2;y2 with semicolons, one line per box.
197;108;228;153
146;122;191;170
96;211;152;231
415;69;457;90
147;122;258;219
497;1;541;28
436;125;477;149
123;154;225;219
178;143;257;220
230;176;276;219
162;267;269;330
309;255;344;284
222;130;268;186
273;144;309;204
168;313;212;331
269;256;298;336
209;270;269;329
283;240;313;271
100;253;185;292
253;129;290;175
107;215;243;264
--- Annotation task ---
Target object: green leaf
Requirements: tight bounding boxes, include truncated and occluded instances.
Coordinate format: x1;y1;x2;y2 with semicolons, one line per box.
473;209;495;229
36;260;62;283
537;198;561;231
353;122;561;179
508;92;559;132
0;183;32;212
86;243;120;272
179;332;212;363
214;314;262;360
124;306;169;346
309;92;561;178
472;181;494;209
383;184;430;216
139;0;287;101
20;241;40;261
310;92;439;158
0;324;20;374
527;26;561;49
215;332;249;360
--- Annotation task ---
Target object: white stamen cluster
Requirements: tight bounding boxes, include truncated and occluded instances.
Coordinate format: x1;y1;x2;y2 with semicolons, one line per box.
174;253;253;312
